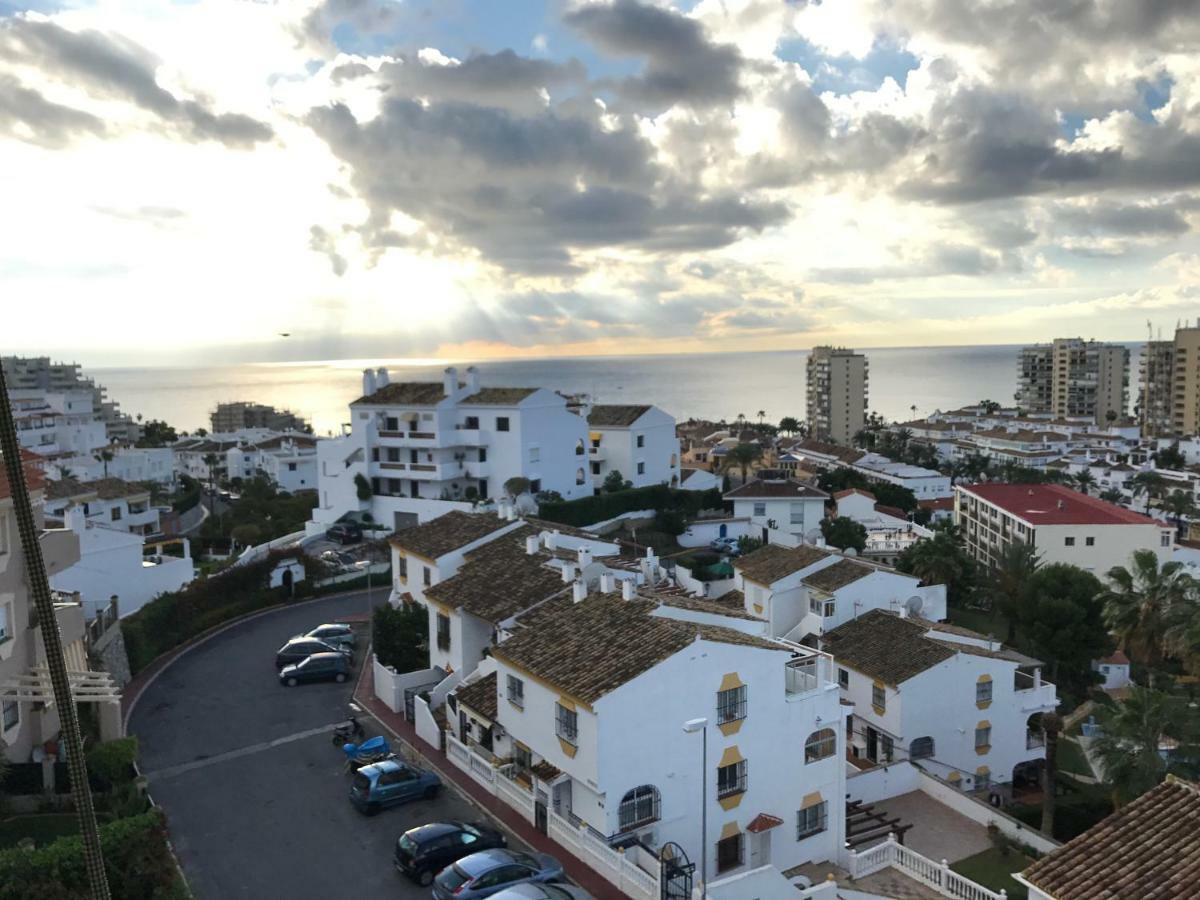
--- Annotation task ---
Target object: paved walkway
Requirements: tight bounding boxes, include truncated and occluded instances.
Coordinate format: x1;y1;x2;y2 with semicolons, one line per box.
354;659;626;900
861;791;991;863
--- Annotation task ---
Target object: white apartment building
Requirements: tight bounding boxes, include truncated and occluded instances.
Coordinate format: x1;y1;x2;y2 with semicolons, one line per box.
8;389;109;458
583;404;680;489
823;609;1058;792
45;478;162;536
790;441;950;499
951;428;1071;469
48;446;175;486
806;346;868;446
224;434;318;492
955;482;1174;573
310;367;593;534
724;477;829;547
1017;338;1130;425
833;489;910;531
2;356;139;444
173;437;241;483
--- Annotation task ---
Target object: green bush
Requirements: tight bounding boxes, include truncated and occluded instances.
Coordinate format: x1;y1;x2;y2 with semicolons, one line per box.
373;603;429;672
86;738;139;788
171;475;201;514
537;485;724;528
0;810;177;900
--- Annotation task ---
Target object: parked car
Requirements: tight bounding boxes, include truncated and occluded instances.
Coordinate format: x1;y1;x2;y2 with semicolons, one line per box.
433;849;565;900
709;537;741;555
325;522;363;545
274;637;349;668
278;652;352;687
349;759;440;815
490;884;593;900
295;623;357;651
394;821;507;886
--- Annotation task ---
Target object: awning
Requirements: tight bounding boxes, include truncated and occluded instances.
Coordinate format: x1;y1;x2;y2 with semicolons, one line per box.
746;813;784;833
0;668;121;704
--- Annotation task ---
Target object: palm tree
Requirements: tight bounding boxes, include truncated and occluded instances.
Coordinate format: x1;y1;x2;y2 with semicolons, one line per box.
1162;490;1195;538
203;452;221;514
987;540;1041;643
721;443;762;485
909;403;918;420
756;410;766;427
1165;599;1200;675
897;524;975;606
1100;550;1194;668
1091;686;1185;807
1073;468;1096;495
1042;712;1063;835
778;416;800;436
96;447;113;478
1130;471;1167;512
1099;487;1124;504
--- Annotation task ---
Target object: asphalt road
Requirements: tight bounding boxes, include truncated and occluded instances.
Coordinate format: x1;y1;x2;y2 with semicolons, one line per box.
129;591;492;899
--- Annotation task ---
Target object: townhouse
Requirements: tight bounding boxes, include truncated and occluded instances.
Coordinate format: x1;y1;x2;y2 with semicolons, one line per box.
723;477;828;547
8;389;109;459
833;488;934;565
955;482;1174;573
789;440;950;499
44;477;161;537
822;609;1057;793
223;433;318;492
47;445;175;485
582;404;680;489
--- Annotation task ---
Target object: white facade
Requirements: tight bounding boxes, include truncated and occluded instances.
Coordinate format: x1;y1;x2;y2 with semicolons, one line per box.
833;490;910;530
48;446;175;485
223;434;318;492
44;482;161;537
679;468;722;492
9;389;109;458
725;480;829;548
585;405;680;489
853;452;952;500
794;566;947;642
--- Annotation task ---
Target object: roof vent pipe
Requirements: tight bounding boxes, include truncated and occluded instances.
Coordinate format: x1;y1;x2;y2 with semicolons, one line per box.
599;572;614;593
621;579;635;601
561;562;575;583
578;547;593;569
525;535;539;555
572;579;587;603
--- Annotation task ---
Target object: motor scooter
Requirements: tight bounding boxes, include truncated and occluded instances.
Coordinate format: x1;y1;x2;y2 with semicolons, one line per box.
342;735;392;772
331;702;366;746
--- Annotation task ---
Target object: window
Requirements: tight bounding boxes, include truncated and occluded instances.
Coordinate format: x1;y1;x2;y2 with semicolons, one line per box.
398;557;407;581
804;728;837;763
1064;536;1075;546
872;684;886;711
465;416;479;430
478;447;487;463
386;447;401;462
575;468;585;485
529;446;540;463
976;680;993;705
506;675;524;709
975;724;991;750
909;736;935;759
636;462;645;475
752;502;766;517
838;668;849;689
591;462;600;475
514;743;532;774
436;613;451;651
881;734;894;763
1162;532;1172;547
716;759;747;798
385;416;399;431
716;833;744;873
529;479;540;494
618;785;661;831
789;503;805;525
1;700;17;731
110;507;122;521
1085;536;1094;547
555;703;578;745
636;434;645;448
496;417;510;432
423;566;431;587
716;685;747;725
287;462;297;471
797;802;828;839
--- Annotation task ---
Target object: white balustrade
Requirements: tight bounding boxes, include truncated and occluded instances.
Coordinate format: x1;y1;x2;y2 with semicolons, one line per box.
848;836;1005;900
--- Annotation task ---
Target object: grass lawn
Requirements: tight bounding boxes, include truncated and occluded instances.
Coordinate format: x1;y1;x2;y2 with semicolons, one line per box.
948;606;1009;639
951;847;1033;899
1056;738;1093;777
0;814;79;849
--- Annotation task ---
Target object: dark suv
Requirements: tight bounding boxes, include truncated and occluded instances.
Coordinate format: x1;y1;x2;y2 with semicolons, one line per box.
395;821;507;886
326;523;363;545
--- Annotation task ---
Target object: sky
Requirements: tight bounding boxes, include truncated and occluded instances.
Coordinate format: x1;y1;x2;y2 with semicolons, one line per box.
3;0;1200;366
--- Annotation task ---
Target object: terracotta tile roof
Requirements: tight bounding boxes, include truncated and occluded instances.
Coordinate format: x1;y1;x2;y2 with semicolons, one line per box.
803;558;874;593
821;610;955;686
1099;650;1130;665
654;592;759;621
587;405;652;427
0;448;45;500
734;543;833;585
793;439;865;464
834;488;876;501
1021;777;1200;899
959;483;1160;526
464;387;539;405
454;672;498;721
874;503;909;520
724;479;829;500
46;477;150;502
353;381;448;406
746;813;784;833
389;511;514;560
496;593;787;704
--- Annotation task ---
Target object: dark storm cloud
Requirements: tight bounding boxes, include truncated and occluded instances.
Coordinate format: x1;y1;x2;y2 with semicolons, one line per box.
0;73;104;147
564;0;743;110
0;17;272;147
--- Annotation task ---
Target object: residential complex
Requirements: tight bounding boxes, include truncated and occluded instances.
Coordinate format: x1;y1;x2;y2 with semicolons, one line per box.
210;401;311;435
579;404;680;488
806;346;867;446
44;477;162;537
1136;324;1200;437
223;433;318;492
1016;338;1129;425
787;439;951;500
723;477;828;547
954;482;1173;573
8;389;109;458
1;356;140;443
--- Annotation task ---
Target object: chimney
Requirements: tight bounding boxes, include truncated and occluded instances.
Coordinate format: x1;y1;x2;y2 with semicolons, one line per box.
599;572;614;593
362;368;377;396
443;366;458;400
898;605;907;619
561;562;576;583
66;504;86;534
545;530;560;551
621;579;635;601
578;547;593;569
496;499;509;519
572;579;587;603
465;366;480;395
525;535;539;555
376;367;389;388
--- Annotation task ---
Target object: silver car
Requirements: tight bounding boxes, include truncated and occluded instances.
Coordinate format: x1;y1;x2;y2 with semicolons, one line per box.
489;884;593;900
432;849;564;899
296;623;356;651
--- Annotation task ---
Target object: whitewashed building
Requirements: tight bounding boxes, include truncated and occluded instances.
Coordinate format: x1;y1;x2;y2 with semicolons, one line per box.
822;609;1058;792
724;478;829;547
223;433;318;492
48;446;175;486
9;389;109;458
584;404;680;489
44;478;162;537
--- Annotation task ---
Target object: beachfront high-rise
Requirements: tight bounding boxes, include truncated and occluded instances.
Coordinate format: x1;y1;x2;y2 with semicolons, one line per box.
1016;338;1129;425
1170;327;1200;436
1138;340;1176;437
806;346;867;445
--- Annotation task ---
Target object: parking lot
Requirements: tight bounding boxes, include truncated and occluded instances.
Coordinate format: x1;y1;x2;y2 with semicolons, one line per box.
129;592;510;898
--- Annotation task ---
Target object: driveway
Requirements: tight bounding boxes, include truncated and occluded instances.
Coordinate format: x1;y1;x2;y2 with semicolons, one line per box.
129;592;502;899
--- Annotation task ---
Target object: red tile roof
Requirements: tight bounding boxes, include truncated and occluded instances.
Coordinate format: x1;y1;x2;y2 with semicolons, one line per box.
918;498;954;511
1099;650;1130;665
0;448;45;500
960;483;1160;526
833;488;876;501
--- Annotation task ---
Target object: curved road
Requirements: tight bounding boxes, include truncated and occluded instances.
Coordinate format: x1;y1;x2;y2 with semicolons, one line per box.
129;591;486;899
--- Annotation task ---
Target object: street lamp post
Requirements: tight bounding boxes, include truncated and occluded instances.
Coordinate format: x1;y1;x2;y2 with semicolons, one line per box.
683;717;709;899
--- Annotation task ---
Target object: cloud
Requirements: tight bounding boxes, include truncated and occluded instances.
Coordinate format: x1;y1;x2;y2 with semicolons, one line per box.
0;73;103;147
0;17;273;147
1053;199;1192;238
309;224;348;276
565;0;744;110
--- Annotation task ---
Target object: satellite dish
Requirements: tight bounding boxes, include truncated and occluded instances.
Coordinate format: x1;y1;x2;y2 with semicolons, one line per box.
804;528;823;545
905;596;924;616
844;547;858;557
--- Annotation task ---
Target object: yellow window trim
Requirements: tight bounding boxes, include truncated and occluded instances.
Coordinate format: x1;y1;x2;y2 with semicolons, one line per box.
801;791;823;809
718;745;744;767
719;672;744;692
717;719;742;737
977;673;993;683
719;822;741;840
557;737;578;759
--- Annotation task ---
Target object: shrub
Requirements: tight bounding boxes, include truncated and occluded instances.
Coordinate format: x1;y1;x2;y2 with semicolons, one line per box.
171;475;201;514
86;737;139;788
354;472;372;501
537;485;724;528
656;509;686;536
373;603;429;672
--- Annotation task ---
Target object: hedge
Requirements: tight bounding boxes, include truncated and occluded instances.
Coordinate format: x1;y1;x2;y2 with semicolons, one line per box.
536;485;725;528
171;476;202;515
0;810;177;900
86;738;139;790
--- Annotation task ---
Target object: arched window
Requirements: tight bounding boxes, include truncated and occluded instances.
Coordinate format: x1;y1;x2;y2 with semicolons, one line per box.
618;785;661;831
804;728;837;763
909;736;935;759
575;468;586;485
575;439;585;456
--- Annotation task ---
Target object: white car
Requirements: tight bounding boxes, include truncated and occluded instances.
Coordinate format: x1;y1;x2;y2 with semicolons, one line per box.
489;884;593;900
709;537;741;555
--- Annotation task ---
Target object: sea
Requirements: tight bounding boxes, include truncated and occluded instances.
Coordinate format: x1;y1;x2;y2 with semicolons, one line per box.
89;344;1144;437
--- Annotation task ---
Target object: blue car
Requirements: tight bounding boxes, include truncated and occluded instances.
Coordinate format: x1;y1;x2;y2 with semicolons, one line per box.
349;758;440;815
433;849;565;899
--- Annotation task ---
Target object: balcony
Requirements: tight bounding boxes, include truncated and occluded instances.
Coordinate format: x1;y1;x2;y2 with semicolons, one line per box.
377;430;439;446
784;649;835;697
1015;670;1058;712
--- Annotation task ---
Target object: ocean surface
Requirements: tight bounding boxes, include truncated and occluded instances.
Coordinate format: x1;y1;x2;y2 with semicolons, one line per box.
90;344;1142;437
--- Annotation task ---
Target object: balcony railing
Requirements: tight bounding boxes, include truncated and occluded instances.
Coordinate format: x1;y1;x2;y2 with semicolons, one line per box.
785;657;819;695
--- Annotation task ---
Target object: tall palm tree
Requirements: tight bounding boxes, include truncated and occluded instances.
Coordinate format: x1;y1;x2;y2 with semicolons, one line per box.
721;443;762;485
203;452;221;514
988;540;1041;643
1073;468;1096;495
1042;712;1063;835
778;416;800;436
1099;487;1124;504
898;524;974;605
1165;599;1200;675
1091;686;1183;807
97;447;113;478
1162;490;1195;538
756;410;766;427
1100;550;1194;667
1130;471;1167;512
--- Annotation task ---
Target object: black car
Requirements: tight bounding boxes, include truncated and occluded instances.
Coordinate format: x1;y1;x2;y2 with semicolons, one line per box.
279;652;352;687
326;523;363;545
275;637;347;668
395;821;508;886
